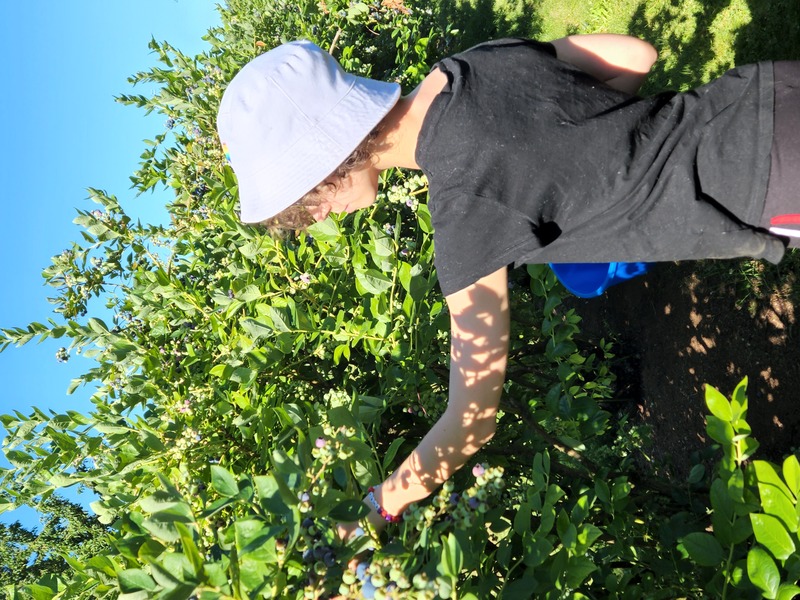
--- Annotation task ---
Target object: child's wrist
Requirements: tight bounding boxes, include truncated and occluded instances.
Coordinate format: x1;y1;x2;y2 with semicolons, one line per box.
365;485;403;523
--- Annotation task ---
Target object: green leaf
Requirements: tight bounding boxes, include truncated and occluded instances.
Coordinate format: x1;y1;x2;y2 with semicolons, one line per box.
514;501;532;536
688;464;706;485
140;508;193;544
239;316;274;340
731;516;754;544
119;569;158;593
521;534;553;567
441;532;464;578
175;522;204;578
210;465;239;498
754;462;794;505
680;532;724;566
307;218;341;242
355;268;392;295
731;377;749;414
565;556;598;588
710;478;734;521
209;364;231;379
199;496;235;519
328;499;370;522
728;468;745;503
782;455;800;498
87;317;109;334
748;546;780;599
777;585;800;600
706;415;735;445
382;437;405;472
254;474;290;516
139;490;186;514
22;585;56;600
705;384;733;421
236;284;262;302
759;483;799;532
86;555;117;577
751;513;797;561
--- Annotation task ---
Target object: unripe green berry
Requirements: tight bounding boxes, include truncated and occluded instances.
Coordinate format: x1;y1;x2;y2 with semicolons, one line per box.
343;570;357;585
413;573;428;589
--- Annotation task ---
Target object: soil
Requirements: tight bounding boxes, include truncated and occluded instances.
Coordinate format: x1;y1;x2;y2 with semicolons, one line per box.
567;261;800;479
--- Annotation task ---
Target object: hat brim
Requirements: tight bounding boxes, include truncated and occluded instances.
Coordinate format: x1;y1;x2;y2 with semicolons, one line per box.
238;77;401;223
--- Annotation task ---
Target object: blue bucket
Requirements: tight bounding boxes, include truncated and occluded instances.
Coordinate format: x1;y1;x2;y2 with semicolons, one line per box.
548;262;650;298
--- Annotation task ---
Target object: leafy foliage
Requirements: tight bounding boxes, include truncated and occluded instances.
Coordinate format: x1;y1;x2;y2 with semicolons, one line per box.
1;1;799;598
0;495;109;592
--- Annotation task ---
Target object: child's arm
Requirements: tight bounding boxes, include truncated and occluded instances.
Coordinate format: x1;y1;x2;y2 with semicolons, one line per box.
550;33;658;94
362;266;510;531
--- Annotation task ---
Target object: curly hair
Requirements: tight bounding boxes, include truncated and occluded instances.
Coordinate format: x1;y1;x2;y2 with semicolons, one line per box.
257;127;382;233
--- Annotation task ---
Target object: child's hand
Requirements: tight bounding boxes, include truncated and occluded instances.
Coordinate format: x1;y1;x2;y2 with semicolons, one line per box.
336;521;365;541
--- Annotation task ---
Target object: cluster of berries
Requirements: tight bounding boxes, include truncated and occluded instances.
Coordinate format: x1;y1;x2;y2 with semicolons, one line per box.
347;557;405;599
294;517;343;598
383;174;427;208
55;347;70;363
312;425;357;461
173;427;202;453
306;426;358;507
401;465;505;535
191;183;209;199
402;390;446;424
342;554;449;600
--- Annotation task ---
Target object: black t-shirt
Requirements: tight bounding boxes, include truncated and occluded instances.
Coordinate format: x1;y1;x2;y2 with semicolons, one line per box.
415;38;782;296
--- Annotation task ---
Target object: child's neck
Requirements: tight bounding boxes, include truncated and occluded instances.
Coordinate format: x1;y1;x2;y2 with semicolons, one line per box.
374;69;449;171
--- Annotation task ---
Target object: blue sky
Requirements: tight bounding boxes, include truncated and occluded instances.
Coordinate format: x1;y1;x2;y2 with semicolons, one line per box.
0;1;221;530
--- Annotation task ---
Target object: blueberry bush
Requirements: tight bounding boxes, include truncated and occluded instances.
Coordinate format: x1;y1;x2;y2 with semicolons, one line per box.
1;1;798;598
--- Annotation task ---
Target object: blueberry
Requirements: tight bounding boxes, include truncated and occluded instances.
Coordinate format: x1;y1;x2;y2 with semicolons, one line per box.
468;497;480;510
302;549;313;563
361;579;376;599
324;551;336;567
356;562;369;581
302;517;314;529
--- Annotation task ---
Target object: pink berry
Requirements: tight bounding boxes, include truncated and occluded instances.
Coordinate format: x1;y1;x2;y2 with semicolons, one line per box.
472;464;485;477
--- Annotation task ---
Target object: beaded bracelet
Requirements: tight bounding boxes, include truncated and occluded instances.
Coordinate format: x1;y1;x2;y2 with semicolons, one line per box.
366;486;402;523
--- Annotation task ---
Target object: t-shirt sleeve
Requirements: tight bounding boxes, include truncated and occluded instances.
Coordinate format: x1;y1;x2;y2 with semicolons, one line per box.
430;194;541;296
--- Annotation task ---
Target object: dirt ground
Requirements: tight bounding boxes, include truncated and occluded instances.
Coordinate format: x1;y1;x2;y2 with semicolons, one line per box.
568;261;800;478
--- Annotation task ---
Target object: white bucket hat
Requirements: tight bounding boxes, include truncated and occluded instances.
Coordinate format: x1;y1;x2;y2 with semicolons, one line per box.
217;40;401;223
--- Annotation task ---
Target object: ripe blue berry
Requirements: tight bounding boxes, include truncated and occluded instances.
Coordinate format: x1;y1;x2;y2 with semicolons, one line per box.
361;579;376;599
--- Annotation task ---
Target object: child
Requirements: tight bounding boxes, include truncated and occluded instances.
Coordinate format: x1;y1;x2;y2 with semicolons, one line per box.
217;34;799;532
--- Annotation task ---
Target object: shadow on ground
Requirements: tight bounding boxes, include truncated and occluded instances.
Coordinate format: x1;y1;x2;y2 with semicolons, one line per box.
571;261;799;478
432;0;543;51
